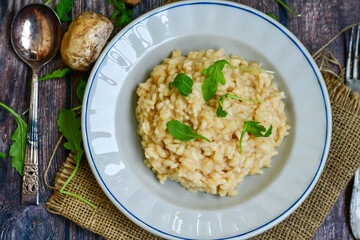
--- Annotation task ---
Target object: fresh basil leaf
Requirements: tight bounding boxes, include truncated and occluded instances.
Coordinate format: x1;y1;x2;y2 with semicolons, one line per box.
0;153;6;159
167;120;211;142
267;13;278;20
239;121;272;153
39;68;72;82
56;0;74;22
76;79;87;102
275;0;301;17
0;102;28;176
57;108;84;163
216;94;262;118
169;73;193;97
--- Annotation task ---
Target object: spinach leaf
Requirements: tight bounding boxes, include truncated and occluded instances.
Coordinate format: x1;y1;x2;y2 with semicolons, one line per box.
167;120;211;142
169;73;193;97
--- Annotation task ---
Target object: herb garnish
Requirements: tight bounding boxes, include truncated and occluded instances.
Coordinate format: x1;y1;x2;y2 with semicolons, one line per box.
201;60;275;101
239;121;272;154
44;0;52;5
57;108;97;208
169;73;193;97
39;68;72;82
275;0;301;17
0;153;6;159
217;94;262;118
56;0;74;22
167;120;211;142
76;79;87;102
201;60;236;101
0;102;28;176
109;0;134;26
267;13;278;20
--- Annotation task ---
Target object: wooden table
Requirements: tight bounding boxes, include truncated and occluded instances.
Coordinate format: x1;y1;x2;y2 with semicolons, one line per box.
0;0;359;239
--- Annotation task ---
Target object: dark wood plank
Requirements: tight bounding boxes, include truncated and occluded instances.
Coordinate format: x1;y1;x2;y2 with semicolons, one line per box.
0;0;359;239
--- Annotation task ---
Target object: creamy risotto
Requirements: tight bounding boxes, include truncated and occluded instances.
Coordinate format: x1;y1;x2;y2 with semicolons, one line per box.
135;49;289;197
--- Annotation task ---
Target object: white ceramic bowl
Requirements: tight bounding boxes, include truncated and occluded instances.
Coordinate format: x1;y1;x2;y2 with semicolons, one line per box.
82;1;332;239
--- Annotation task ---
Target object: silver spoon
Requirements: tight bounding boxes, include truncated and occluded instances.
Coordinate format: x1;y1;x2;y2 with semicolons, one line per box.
11;4;61;205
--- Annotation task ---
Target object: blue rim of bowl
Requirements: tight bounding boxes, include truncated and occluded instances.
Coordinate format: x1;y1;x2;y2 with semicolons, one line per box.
83;1;331;239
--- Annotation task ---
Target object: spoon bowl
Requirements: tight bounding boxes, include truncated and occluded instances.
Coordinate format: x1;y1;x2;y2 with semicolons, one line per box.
11;4;61;69
10;4;61;205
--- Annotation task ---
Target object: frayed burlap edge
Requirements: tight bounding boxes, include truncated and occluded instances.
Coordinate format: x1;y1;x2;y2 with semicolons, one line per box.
46;154;77;214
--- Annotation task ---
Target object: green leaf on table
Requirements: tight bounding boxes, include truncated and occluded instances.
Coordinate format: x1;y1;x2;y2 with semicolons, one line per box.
39;68;72;82
110;0;134;26
217;93;262;118
201;60;236;101
57;108;83;163
56;108;96;208
0;102;28;176
0;153;6;159
275;0;301;17
169;73;193;97
56;0;74;22
76;79;87;102
44;0;53;5
239;121;272;154
267;13;278;20
166;120;211;142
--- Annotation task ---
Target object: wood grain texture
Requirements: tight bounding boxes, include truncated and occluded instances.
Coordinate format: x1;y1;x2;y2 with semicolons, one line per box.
0;0;358;239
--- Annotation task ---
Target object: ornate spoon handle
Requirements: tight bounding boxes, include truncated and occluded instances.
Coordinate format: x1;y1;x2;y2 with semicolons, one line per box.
21;70;39;205
350;167;360;239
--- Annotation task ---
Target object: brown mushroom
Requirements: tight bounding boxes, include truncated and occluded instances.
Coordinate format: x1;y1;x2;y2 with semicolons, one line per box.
60;12;114;71
123;0;142;6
